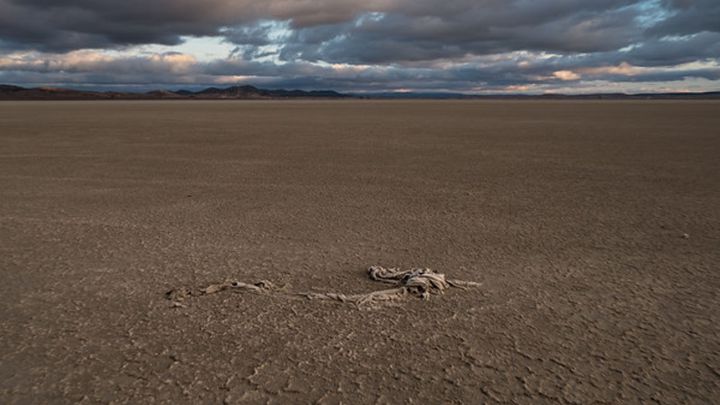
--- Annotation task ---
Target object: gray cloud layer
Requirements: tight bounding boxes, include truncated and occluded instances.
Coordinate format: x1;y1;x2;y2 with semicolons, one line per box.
0;0;718;92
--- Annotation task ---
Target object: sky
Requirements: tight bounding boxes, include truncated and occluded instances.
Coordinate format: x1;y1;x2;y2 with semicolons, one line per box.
0;0;719;94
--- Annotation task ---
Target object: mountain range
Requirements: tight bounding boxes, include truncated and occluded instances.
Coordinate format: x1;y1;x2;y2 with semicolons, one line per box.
1;84;719;100
0;84;349;100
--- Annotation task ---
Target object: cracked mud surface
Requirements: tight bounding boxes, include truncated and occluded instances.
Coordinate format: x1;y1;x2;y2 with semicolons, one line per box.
1;100;719;403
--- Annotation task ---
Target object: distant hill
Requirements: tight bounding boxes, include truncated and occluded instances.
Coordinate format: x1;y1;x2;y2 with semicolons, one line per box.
0;85;119;100
188;85;347;99
359;91;720;100
0;84;350;100
1;84;718;100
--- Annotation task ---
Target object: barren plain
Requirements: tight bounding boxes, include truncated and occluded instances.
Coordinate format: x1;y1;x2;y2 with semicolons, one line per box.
1;100;719;403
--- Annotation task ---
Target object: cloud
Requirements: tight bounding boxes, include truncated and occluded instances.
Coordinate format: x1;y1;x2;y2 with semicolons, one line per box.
649;0;720;36
2;48;717;93
0;0;387;52
0;0;718;92
0;0;649;54
267;2;647;64
554;70;581;81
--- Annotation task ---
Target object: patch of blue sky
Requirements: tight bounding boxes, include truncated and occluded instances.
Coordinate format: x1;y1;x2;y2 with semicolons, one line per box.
354;12;385;27
138;36;236;61
632;0;675;28
219;19;292;63
262;20;293;43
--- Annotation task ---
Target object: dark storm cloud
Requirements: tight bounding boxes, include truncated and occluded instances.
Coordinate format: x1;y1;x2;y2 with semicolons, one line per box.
0;0;719;91
222;0;719;69
0;0;377;52
0;0;209;51
276;6;643;64
622;32;720;66
527;31;720;72
0;0;716;62
649;0;720;36
0;0;650;54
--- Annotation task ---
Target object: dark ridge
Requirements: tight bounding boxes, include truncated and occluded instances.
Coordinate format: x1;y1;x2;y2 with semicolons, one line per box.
0;84;25;92
1;84;718;100
188;85;347;99
0;84;351;100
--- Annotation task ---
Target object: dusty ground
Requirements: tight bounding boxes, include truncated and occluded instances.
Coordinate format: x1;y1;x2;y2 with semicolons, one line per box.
1;100;719;404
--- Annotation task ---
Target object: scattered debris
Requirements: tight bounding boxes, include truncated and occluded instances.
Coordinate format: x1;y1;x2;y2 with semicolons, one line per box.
165;280;276;302
202;280;277;295
165;266;481;309
302;287;410;308
367;265;481;297
165;286;193;302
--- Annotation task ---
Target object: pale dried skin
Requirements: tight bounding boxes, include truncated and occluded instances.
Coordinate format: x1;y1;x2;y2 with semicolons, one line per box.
302;288;408;307
204;280;276;295
202;284;227;295
168;266;481;309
